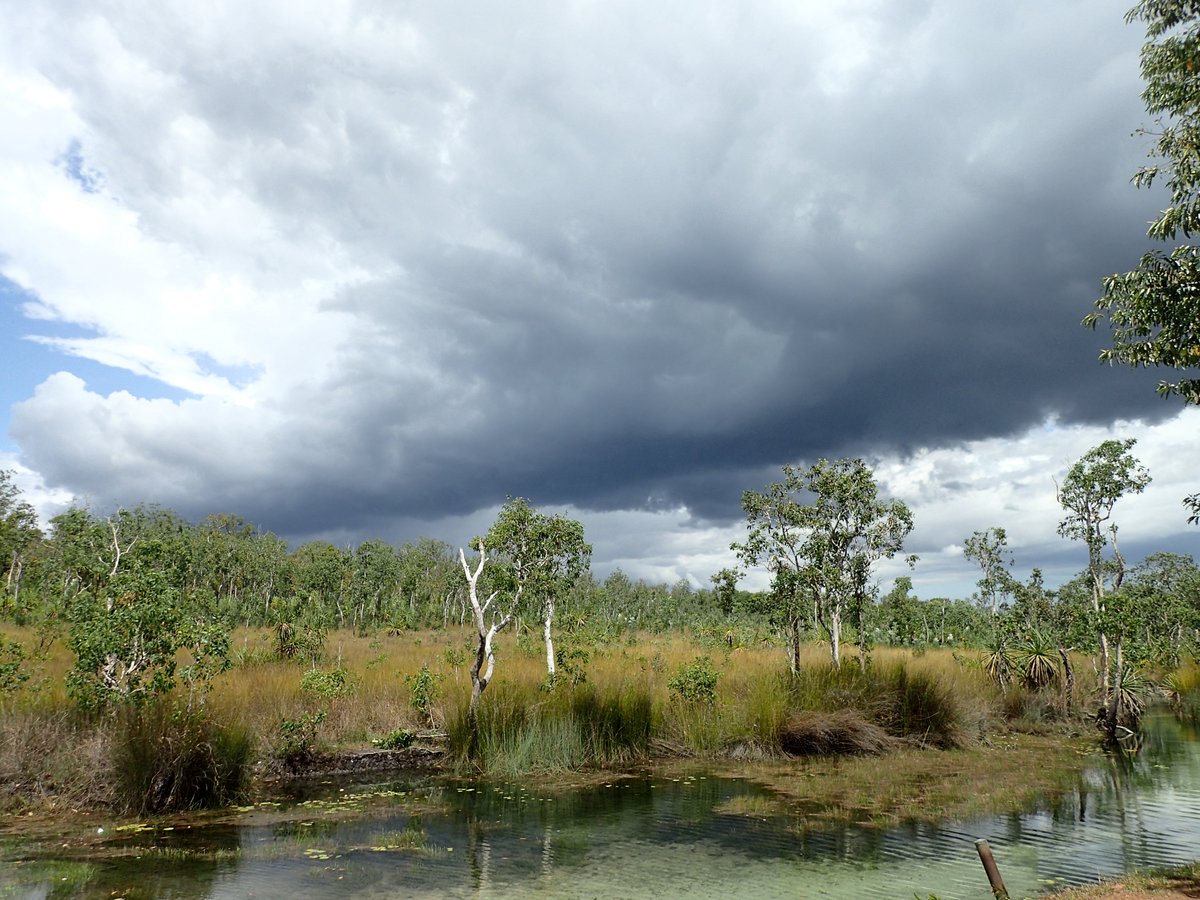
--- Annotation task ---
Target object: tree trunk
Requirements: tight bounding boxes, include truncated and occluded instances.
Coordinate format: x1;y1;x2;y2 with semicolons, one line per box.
543;598;556;680
829;611;841;669
1098;630;1110;707
1059;647;1074;712
787;614;801;676
1104;640;1124;742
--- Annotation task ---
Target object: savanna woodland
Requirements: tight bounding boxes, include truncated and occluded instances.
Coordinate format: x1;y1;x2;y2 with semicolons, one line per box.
1;423;1197;819
0;9;1198;900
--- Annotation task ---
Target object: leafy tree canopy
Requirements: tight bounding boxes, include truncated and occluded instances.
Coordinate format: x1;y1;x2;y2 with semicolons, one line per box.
1087;0;1200;403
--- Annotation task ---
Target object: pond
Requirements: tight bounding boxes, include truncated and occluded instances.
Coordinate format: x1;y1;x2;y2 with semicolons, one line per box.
4;716;1200;899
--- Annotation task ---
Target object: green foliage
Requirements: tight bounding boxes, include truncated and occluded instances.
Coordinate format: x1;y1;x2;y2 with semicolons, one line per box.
983;636;1016;688
1014;630;1061;691
66;570;189;711
552;643;590;687
734;459;913;670
405;664;441;726
446;679;653;774
1057;439;1152;701
1087;0;1200;403
484;497;592;681
0;639;30;697
1112;665;1155;728
272;597;329;664
276;710;327;770
443;645;466;670
299;665;357;700
485;499;592;604
1058;440;1152;554
963;527;1016;617
709;567;740;616
374;728;415;750
0;469;40;613
668;656;720;703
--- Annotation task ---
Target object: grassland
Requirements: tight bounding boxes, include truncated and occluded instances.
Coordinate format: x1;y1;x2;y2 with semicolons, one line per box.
0;626;1107;820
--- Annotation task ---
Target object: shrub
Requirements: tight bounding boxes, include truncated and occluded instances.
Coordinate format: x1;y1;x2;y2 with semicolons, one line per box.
446;679;655;774
300;666;357;700
66;571;185;710
0;640;30;697
1014;631;1060;691
875;664;964;749
277;710;327;770
668;657;720;703
405;664;441;727
110;703;253;815
374;728;415;750
982;638;1016;688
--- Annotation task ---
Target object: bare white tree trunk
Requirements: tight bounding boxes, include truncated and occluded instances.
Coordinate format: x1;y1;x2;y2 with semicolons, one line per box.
459;542;518;723
829;609;842;669
543;597;556;680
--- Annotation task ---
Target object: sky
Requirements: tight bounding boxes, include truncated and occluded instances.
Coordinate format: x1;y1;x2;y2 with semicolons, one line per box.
0;0;1196;600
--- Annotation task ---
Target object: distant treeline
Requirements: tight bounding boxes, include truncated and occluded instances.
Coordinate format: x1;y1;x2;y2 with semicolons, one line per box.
2;472;1197;665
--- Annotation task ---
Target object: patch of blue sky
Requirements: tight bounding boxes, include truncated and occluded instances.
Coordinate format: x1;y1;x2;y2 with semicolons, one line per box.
0;276;188;452
191;351;262;390
54;138;103;194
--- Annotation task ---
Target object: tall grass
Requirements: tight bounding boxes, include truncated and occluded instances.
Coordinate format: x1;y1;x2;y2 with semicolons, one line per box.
446;676;655;775
0;626;1116;804
1164;661;1200;722
111;703;253;814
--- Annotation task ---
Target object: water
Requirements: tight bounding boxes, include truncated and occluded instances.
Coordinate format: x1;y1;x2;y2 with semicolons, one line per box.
4;717;1200;899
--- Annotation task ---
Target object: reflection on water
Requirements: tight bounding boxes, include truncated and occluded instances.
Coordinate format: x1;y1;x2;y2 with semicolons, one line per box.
5;716;1200;899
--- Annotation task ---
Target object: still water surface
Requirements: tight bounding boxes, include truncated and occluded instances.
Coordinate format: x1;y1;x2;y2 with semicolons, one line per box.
5;717;1200;899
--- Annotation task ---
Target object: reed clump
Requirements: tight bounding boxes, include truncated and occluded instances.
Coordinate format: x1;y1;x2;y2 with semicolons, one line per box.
447;678;655;775
779;708;895;756
110;702;254;814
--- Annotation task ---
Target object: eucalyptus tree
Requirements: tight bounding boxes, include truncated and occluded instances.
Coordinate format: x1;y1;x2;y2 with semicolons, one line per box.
396;538;462;627
349;539;401;631
880;576;923;645
735;459;913;670
710;567;740;617
963;527;1016;618
1124;551;1200;667
1088;0;1200;404
484;498;590;683
0;470;41;612
288;541;352;626
1056;438;1151;708
458;539;517;724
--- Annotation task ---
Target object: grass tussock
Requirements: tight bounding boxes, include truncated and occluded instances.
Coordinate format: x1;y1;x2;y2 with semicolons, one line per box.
111;703;254;815
785;659;974;749
446;678;655;776
780;708;896;756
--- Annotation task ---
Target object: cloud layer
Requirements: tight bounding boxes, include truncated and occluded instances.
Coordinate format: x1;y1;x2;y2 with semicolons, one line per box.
1;0;1194;595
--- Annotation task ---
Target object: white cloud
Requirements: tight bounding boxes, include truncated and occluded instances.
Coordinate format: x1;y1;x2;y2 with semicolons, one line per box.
1;0;1193;602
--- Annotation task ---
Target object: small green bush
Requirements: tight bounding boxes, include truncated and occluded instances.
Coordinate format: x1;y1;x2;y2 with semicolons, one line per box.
668;657;720;703
300;666;357;699
374;728;415;750
405;664;441;726
0;640;30;696
277;710;327;770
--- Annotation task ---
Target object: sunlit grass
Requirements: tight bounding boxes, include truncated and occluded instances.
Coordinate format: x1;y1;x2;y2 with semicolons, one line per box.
0;624;1125;809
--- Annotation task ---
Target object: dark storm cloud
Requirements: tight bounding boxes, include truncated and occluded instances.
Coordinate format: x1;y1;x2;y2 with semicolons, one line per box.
4;0;1184;559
